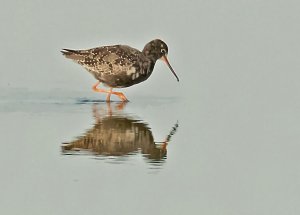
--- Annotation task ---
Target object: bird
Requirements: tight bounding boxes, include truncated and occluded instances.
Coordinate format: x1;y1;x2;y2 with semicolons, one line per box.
61;39;179;102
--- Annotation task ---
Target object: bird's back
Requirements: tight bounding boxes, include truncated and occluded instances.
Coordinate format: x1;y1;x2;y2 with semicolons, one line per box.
61;45;153;88
62;45;140;69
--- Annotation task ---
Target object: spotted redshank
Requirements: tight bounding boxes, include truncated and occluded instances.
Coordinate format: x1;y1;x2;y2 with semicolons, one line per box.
61;39;179;102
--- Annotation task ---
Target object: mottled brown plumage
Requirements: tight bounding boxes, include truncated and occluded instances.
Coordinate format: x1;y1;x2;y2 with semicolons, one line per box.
61;39;179;101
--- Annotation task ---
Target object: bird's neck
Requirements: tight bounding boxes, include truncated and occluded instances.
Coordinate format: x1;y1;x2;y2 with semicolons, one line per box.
141;49;160;62
137;54;156;77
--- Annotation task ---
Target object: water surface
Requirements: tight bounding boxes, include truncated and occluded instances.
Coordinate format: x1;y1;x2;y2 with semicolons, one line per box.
1;91;299;215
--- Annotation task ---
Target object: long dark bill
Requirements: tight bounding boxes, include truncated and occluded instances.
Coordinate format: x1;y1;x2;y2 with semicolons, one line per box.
161;55;179;82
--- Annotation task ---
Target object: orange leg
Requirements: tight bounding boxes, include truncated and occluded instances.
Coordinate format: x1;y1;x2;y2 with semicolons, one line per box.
106;87;112;102
92;81;109;93
92;81;129;102
111;91;129;102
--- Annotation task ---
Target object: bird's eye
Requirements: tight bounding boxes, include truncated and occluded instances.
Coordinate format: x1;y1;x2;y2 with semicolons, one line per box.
161;49;166;54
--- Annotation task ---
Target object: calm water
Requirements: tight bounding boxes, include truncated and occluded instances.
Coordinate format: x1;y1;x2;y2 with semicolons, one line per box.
62;101;179;166
0;90;300;215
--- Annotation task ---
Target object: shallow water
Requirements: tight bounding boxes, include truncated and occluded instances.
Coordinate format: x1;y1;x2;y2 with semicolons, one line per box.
1;90;300;215
62;101;179;166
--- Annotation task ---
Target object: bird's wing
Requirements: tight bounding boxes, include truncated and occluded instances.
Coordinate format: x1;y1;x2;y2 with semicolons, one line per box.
63;45;141;75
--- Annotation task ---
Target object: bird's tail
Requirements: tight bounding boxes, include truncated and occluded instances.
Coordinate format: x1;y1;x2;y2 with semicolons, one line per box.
61;49;85;61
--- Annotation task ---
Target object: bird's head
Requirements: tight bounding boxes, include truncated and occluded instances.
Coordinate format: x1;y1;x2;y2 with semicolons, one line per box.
142;39;179;82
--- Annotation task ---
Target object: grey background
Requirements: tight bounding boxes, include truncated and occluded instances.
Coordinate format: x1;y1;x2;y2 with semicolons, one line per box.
1;0;300;214
2;0;298;100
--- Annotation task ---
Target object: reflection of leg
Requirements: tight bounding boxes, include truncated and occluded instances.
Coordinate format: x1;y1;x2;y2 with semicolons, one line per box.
106;101;126;115
106;101;113;116
115;102;127;110
92;104;101;123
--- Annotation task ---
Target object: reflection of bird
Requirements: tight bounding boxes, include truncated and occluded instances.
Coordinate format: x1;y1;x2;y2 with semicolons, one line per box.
61;39;179;102
62;103;178;163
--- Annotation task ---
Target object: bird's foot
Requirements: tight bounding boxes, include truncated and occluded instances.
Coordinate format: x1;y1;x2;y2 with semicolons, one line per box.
92;82;129;102
112;91;129;102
